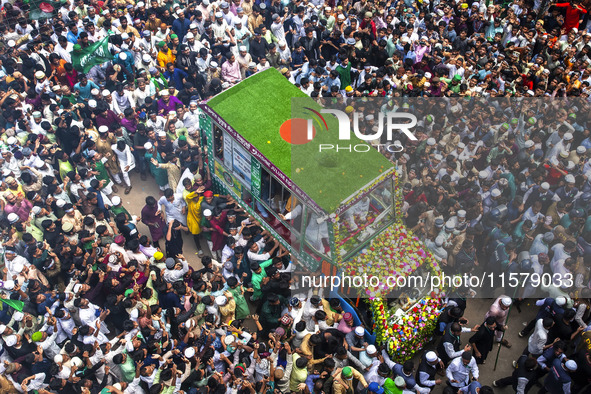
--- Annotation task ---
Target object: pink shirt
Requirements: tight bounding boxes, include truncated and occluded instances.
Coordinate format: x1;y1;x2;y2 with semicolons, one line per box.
5;199;33;222
221;60;241;84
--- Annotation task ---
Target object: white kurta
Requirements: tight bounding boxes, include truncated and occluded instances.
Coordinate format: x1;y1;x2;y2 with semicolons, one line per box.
111;144;136;172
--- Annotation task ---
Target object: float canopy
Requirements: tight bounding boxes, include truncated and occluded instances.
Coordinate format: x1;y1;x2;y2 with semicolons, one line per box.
206;68;391;212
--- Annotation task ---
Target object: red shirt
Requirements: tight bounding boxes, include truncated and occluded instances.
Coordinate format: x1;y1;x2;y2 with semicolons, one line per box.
360;19;377;38
555;3;588;32
544;164;567;186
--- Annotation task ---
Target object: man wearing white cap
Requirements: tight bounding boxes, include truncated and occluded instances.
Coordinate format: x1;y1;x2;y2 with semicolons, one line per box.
545;125;573;160
34;71;52;95
416;351;443;389
359;343;378;369
138;30;158;59
184;31;203;53
28;111;46;135
483;188;502;215
3;248;32;282
569;145;587;164
345;326;368;359
554;174;578;204
216;291;236;323
523;181;555;212
485;296;513;347
234;45;252;79
541;358;577;394
172;8;191;43
212;11;232;43
231;17;250;52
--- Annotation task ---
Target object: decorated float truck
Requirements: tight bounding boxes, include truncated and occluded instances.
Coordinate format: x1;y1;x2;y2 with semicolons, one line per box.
199;68;442;362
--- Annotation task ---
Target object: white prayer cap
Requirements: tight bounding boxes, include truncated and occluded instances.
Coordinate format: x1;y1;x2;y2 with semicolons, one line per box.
4;335;17;346
215;295;227;306
426;351;438;362
71;357;84;368
184;347;196;358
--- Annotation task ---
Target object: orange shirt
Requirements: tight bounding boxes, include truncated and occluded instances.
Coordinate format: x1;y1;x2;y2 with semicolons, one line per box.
51;59;68;86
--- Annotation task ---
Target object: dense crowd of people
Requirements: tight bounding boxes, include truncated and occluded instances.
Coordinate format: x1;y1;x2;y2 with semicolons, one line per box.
1;0;591;393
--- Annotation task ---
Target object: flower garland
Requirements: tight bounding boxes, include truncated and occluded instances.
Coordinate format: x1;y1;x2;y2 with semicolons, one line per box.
369;297;443;363
332;165;443;362
341;222;441;298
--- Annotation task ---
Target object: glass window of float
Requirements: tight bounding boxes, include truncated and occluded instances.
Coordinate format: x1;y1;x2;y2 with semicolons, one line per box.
335;177;396;259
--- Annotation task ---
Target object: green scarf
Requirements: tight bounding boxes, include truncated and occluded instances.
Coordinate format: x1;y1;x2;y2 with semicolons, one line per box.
151;74;168;90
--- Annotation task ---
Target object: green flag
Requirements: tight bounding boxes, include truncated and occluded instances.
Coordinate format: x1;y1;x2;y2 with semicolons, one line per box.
1;298;24;312
71;36;114;73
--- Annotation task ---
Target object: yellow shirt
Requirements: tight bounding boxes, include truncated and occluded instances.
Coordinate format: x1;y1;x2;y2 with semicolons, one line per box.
157;49;175;68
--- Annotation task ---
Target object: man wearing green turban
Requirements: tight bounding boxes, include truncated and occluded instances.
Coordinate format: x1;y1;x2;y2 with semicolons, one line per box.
332;366;368;394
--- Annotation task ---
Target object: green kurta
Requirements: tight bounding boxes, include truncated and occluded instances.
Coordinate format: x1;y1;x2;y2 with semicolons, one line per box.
26;223;44;242
58;160;75;182
34;212;58;229
120;351;136;382
111;205;132;221
336;62;352;89
228;285;250;320
145;151;169;187
94;160;112;187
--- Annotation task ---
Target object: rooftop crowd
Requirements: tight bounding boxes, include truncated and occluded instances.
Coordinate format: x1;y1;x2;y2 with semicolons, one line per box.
2;0;591;393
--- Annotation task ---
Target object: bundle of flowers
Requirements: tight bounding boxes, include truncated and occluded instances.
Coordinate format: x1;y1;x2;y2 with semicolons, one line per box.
369;297;443;363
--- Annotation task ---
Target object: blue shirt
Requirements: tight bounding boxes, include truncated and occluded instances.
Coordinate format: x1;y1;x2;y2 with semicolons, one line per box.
164;68;188;91
74;80;100;101
67;31;80;44
115;51;135;77
172;17;191;43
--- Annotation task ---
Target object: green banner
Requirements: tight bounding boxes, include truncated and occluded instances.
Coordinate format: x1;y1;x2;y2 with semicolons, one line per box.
71;36;114;73
1;298;25;312
251;157;261;198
